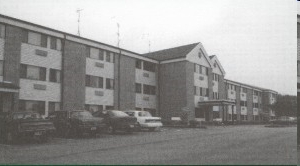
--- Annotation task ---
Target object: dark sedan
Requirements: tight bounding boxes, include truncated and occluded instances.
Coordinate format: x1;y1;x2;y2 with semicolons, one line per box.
92;110;137;134
48;110;106;137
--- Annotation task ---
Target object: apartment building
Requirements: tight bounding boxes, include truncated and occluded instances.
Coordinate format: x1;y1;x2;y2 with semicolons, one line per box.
0;14;277;122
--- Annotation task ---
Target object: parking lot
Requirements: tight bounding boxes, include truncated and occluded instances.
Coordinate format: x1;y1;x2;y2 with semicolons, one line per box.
0;125;296;165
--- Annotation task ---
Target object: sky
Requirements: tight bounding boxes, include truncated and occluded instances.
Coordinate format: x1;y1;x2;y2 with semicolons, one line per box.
0;0;297;95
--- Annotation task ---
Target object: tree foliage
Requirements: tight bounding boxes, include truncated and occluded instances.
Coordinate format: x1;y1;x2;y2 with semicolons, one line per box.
270;94;297;117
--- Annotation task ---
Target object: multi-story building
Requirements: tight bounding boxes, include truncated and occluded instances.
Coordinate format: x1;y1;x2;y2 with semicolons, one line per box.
0;14;277;122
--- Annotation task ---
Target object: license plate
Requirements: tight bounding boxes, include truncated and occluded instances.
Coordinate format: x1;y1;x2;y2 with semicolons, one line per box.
91;127;97;130
129;125;134;128
34;131;42;136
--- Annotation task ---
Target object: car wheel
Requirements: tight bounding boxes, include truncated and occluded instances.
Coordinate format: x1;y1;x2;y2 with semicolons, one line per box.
107;126;115;135
148;127;156;132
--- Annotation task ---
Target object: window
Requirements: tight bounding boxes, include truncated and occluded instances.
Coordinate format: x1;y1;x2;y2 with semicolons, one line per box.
253;103;258;108
213;74;219;82
253;91;258;96
20;64;46;81
136;83;142;93
213;92;219;99
242;87;247;93
48;102;61;113
240;101;247;107
143;84;156;95
86;75;103;88
27;31;47;48
194;86;200;96
49;69;61;83
50;37;61;50
135;107;142;111
0;60;3;76
85;104;103;113
201;88;208;97
202;66;208;75
194;64;199;73
19;100;45;115
105;105;114;110
22;29;28;43
0;24;5;38
106;51;115;63
89;47;104;60
136;60;142;69
106;78;114;90
144;61;155;72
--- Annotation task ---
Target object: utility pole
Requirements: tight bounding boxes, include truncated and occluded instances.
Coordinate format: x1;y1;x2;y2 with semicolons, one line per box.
76;9;83;36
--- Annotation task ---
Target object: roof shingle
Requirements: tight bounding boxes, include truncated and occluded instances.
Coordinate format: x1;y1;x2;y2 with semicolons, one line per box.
142;43;199;61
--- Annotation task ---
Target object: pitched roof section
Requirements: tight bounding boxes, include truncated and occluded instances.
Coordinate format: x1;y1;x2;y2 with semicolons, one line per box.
142;43;199;61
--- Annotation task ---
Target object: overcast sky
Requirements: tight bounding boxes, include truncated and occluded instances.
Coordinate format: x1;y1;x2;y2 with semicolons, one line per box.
0;0;296;95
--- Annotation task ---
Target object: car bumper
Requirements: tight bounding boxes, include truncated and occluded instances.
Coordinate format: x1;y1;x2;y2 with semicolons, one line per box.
78;124;106;133
140;122;163;128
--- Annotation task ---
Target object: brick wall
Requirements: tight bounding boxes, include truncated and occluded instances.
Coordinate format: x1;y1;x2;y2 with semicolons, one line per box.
4;25;22;111
62;40;86;111
236;86;241;121
185;61;195;121
247;89;253;121
118;54;136;110
159;61;188;120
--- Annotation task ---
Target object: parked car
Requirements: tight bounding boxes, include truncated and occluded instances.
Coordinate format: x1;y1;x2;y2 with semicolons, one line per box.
92;110;137;134
0;111;55;144
124;110;163;131
48;110;106;137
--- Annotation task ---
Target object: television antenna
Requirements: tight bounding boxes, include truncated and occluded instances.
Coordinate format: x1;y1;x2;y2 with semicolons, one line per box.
76;9;83;36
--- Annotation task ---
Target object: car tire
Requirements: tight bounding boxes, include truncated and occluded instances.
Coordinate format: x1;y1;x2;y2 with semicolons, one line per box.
107;126;115;135
148;127;156;132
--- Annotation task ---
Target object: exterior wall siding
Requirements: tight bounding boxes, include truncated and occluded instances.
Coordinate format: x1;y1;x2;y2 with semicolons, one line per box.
62;40;86;112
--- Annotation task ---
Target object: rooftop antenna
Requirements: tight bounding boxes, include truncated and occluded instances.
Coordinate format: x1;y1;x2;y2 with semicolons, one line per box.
147;33;151;53
76;9;83;36
117;22;120;48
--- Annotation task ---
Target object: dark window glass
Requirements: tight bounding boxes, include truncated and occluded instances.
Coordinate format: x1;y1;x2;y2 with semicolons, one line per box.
0;24;5;38
41;34;47;48
143;84;156;95
144;61;155;72
49;69;61;83
86;75;90;86
39;67;46;81
50;37;57;50
136;60;142;69
136;83;142;93
20;64;27;78
106;78;114;90
98;77;103;88
22;29;28;43
99;49;104;60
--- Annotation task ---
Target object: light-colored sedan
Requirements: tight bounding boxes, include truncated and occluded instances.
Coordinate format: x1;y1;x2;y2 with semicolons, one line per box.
124;110;163;131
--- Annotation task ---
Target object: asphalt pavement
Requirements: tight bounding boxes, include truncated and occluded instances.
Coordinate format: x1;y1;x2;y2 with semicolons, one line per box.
0;125;296;165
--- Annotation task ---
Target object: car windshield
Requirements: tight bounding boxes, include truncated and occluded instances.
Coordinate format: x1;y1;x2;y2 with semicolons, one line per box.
71;111;93;118
13;112;42;120
138;111;152;117
109;111;129;117
125;112;135;117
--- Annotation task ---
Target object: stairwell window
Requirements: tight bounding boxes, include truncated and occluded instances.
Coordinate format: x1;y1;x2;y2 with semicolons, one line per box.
86;75;103;88
144;61;155;72
143;84;156;95
136;60;142;69
106;51;115;63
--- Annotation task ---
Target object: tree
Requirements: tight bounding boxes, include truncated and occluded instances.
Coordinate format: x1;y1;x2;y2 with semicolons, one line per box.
270;94;297;117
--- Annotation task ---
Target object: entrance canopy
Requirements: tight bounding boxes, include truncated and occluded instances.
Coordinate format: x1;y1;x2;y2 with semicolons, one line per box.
0;81;19;93
198;99;235;107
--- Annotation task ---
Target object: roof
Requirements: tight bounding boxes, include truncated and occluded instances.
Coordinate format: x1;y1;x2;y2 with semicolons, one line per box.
224;79;277;93
142;43;199;61
0;81;19;89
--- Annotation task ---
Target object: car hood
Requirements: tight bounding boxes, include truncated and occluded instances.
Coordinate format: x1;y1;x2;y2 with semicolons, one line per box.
79;117;104;123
